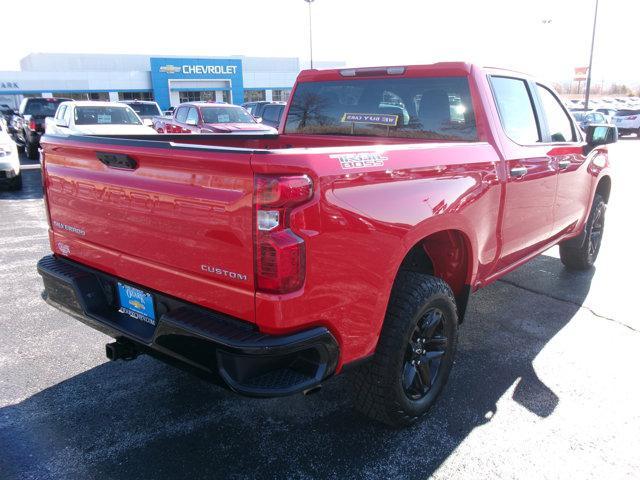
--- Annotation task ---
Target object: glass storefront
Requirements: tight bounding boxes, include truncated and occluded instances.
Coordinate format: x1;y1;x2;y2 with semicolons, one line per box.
52;92;109;101
178;90;231;103
119;91;154;101
243;90;266;103
272;89;291;102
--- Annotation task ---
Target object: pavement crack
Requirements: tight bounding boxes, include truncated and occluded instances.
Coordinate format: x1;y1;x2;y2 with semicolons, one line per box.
496;278;639;333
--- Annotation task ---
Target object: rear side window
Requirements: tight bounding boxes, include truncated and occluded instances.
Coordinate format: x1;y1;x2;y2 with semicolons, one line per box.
262;105;282;123
536;85;575;142
490;77;540;144
175;107;188;123
284;76;477;141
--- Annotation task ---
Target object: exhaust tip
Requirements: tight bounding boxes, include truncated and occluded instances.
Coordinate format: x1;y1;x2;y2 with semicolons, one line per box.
105;340;138;361
302;385;322;396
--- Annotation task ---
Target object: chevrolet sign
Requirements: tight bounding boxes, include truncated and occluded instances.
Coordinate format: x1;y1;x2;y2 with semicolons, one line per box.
159;64;238;75
159;65;181;74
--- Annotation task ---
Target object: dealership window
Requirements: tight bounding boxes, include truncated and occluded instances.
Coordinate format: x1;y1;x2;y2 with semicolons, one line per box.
271;89;291;102
119;91;154;101
179;91;230;103
244;90;266;103
52;92;108;101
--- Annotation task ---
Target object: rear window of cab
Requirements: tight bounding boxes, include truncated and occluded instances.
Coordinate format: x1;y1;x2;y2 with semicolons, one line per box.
283;77;477;141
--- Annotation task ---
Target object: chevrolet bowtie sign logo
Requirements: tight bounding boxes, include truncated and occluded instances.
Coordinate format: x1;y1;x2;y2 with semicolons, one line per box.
159;65;181;74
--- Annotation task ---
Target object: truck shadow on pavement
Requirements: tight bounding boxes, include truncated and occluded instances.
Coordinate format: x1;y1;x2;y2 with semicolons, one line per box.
0;253;595;479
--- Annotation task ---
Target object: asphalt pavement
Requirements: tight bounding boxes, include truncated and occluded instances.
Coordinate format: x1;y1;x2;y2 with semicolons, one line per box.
0;141;639;480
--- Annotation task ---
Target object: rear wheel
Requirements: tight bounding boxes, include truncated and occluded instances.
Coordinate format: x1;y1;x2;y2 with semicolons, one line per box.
26;141;38;160
352;272;458;427
10;173;22;190
559;193;606;270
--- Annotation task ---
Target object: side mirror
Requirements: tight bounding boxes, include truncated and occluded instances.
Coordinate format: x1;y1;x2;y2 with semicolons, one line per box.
254;117;263;123
143;118;153;127
584;124;617;154
186;119;198;126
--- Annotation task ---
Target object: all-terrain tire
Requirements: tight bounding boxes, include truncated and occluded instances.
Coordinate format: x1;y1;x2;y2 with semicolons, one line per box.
559;193;606;270
26;141;38;160
10;173;22;190
352;272;458;428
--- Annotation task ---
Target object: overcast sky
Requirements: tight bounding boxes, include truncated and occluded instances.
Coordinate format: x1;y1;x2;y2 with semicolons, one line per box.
1;0;638;85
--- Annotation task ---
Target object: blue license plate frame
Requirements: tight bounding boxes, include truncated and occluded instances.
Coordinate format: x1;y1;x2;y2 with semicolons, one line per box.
117;282;156;325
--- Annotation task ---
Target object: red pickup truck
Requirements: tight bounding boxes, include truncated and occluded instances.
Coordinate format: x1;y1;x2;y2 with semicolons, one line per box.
37;63;616;427
152;102;277;134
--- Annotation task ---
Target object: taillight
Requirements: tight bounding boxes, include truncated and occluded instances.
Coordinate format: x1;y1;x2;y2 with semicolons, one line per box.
28;118;37;131
254;174;313;293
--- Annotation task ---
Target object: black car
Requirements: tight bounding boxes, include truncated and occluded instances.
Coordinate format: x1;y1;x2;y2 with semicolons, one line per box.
260;102;286;128
13;97;72;159
241;101;273;119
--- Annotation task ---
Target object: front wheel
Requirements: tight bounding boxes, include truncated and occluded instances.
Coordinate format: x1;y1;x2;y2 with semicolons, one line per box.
559;193;606;270
351;272;458;427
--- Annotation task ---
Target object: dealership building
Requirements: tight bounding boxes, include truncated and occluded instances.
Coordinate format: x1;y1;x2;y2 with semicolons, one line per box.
0;53;344;110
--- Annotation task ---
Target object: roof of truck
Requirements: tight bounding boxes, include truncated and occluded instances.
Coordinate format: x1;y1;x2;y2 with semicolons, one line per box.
296;62;534;82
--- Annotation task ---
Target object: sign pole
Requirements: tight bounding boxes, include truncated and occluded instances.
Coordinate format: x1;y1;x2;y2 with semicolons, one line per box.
584;0;599;110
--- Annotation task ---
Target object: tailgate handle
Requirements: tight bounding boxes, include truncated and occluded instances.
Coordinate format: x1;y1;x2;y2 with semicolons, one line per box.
96;152;138;170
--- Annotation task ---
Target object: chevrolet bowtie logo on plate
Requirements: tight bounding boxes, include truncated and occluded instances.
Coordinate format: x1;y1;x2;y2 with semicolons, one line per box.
159;64;181;74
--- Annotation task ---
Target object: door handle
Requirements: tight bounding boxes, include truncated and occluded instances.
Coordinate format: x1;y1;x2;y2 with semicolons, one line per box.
558;159;571;170
510;166;528;178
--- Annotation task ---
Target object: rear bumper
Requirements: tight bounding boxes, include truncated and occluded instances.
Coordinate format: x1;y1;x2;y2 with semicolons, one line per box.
37;255;339;397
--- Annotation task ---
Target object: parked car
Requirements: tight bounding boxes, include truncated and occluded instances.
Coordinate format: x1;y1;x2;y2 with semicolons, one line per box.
118;100;162;126
241;100;271;118
12;97;72;159
45;101;158;136
38;62;616;428
595;108;618;123
571;110;608;132
0;121;21;190
260;102;286;128
612;109;640;137
0;105;17;136
152;102;277;134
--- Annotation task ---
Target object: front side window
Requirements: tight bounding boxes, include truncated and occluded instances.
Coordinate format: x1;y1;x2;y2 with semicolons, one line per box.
186;107;199;124
284;76;477;141
490;76;540;144
536;85;575;142
74;106;141;125
175;107;189;123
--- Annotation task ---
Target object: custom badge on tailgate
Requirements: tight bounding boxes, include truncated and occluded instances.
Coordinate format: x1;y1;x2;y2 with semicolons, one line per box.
330;152;388;170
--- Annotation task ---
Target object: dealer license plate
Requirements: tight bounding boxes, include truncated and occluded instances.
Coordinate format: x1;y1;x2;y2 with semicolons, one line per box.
117;282;156;325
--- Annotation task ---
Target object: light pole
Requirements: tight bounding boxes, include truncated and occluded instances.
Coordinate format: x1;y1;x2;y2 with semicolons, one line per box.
584;0;599;109
304;0;315;69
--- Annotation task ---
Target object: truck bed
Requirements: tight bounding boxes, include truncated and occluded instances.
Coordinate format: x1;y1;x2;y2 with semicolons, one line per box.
41;132;498;348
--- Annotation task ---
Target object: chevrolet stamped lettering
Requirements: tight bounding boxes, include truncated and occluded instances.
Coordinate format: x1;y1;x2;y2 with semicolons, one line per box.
37;62;615;428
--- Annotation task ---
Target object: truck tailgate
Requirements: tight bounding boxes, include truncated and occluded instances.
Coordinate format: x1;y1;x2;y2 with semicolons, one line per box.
42;137;256;322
